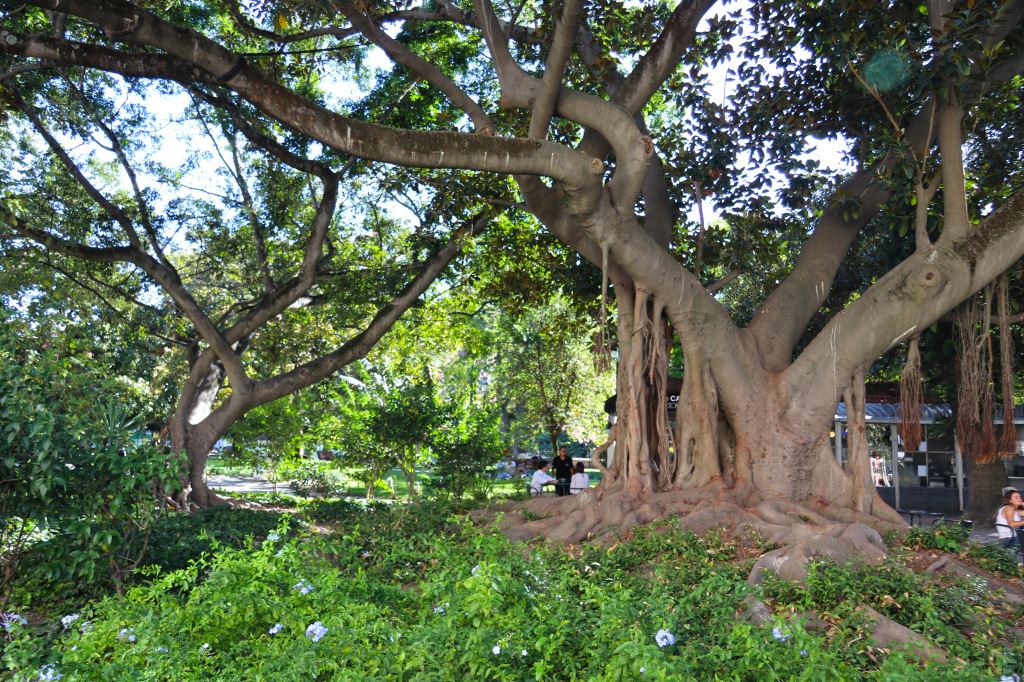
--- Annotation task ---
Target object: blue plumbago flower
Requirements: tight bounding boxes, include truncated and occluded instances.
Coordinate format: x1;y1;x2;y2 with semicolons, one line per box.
639;667;646;674
305;621;328;642
156;646;169;653
654;629;675;648
772;626;790;643
39;663;62;681
432;605;446;614
471;564;481;575
268;623;284;635
293;579;314;595
999;676;1020;682
492;644;501;655
361;551;371;558
79;621;92;634
1;612;27;631
275;550;284;558
117;628;136;643
60;613;80;629
266;532;281;542
800;649;808;657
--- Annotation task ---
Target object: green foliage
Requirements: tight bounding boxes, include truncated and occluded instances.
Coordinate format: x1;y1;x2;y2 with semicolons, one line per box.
426;404;503;500
901;523;1022;579
140;507;297;574
0;316;181;601
903;522;970;553
963;543;1023;578
490;294;615;451
279;459;342;498
4;507;1018;680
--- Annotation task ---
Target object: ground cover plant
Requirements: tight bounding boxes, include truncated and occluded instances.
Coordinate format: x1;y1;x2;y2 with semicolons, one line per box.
3;501;1022;681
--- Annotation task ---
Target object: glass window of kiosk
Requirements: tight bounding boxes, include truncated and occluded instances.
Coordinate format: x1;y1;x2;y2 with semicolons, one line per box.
896;422;956;488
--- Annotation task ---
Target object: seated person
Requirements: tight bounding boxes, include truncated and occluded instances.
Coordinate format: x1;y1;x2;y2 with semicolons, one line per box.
995;488;1024;551
529;461;556;495
569;462;590;494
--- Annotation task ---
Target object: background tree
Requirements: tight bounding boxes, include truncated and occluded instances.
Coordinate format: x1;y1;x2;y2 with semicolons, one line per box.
492;294;614;454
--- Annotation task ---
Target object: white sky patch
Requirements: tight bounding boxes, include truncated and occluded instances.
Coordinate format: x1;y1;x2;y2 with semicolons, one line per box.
687;0;854;226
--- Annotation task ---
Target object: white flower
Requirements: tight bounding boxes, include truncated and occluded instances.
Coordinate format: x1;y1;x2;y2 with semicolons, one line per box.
266;532;281;542
60;613;80;629
999;676;1020;682
639;667;646;674
275;550;284;558
471;564;481;575
772;626;790;642
361;551;371;558
39;663;62;681
1;612;27;631
521;650;528;657
305;621;328;642
293;579;314;595
117;628;136;642
268;623;283;635
492;644;501;655
79;621;92;634
654;629;675;647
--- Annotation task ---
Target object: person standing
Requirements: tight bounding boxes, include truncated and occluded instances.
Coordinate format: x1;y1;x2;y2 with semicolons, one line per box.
552;446;574;497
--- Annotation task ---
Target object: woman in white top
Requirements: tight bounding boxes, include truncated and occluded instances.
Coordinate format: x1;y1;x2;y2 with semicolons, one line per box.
529;462;556;495
995;489;1024;549
569;462;590;494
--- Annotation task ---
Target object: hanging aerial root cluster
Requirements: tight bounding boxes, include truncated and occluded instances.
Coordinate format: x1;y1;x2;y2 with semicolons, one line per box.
997;275;1017;456
955;292;997;463
898;337;923;452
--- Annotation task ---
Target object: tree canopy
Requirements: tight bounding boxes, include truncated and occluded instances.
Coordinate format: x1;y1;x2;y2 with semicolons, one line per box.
1;0;1023;548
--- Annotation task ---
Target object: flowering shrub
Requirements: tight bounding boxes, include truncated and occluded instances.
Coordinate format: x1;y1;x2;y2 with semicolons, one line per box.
1;506;1021;679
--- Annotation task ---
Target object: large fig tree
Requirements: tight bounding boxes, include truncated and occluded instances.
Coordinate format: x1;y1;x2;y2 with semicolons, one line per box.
2;0;1023;554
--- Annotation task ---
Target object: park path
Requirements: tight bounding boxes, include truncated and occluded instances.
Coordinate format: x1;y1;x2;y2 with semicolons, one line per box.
207;474;295;496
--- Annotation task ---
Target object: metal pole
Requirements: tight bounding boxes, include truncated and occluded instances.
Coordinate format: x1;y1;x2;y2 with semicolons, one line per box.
835;419;843;465
891;424;900;510
954;438;964;513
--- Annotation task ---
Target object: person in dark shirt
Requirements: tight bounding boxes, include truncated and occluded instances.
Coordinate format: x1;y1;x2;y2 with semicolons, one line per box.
552;446;574;496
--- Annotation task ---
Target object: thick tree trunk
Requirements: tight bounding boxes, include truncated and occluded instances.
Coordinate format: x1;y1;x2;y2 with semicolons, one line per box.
964;456;1008;526
403;463;418;498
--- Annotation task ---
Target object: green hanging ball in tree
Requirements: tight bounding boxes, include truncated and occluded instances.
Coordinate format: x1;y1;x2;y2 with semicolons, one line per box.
863;50;911;92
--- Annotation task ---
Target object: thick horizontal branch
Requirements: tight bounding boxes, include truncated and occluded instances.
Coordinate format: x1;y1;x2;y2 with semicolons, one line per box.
3;5;601;192
244;214;487;408
790;190;1024;426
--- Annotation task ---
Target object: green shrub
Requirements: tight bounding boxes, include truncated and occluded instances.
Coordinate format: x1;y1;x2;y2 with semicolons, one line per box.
964;542;1022;578
0;333;182;601
280;460;341;498
903;522;970;553
6;503;1020;680
140;507;298;573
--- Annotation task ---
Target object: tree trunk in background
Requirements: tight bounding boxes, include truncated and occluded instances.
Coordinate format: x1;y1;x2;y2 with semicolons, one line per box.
964;457;1008;526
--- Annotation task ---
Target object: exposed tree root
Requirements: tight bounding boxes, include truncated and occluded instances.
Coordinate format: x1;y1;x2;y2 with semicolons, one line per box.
480;486;979;665
492;484;904;548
